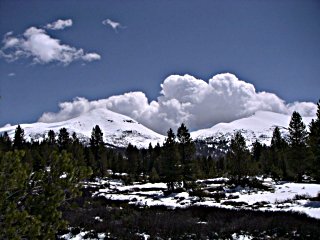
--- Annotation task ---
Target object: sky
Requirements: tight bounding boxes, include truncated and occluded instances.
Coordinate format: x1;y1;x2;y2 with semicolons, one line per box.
0;0;319;134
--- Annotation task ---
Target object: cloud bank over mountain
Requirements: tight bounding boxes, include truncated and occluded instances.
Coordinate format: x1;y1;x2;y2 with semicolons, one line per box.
39;73;317;134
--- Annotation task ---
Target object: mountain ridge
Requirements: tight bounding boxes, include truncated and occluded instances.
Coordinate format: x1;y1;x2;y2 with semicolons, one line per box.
0;109;315;148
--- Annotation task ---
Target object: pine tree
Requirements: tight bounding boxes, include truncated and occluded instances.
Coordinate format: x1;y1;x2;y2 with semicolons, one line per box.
288;111;308;181
47;130;56;145
289;112;307;147
0;149;92;239
271;127;285;150
252;140;262;162
0;132;12;152
308;100;320;181
90;125;104;149
57;128;71;150
227;131;250;182
71;132;87;167
270;127;288;179
162;128;181;192
13;125;25;149
0;150;41;239
177;123;195;189
151;143;162;178
90;125;107;176
27;151;91;237
117;153;126;174
126;143;140;177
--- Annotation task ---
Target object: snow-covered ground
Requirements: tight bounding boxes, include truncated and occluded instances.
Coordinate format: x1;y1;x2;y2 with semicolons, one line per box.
87;177;320;220
57;177;320;240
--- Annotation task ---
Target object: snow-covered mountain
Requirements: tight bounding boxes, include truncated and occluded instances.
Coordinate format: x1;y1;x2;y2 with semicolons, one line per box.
0;108;165;148
191;111;315;147
0;110;315;149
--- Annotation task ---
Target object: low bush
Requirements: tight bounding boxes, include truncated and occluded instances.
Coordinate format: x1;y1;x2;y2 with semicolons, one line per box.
222;201;248;207
228;177;272;191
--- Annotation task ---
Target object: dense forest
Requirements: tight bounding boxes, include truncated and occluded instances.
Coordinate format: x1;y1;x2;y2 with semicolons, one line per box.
0;101;319;239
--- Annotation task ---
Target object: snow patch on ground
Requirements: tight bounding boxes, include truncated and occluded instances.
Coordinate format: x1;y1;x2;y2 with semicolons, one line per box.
89;177;320;219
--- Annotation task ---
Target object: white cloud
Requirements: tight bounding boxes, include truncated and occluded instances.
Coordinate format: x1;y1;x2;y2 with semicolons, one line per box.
287;102;317;117
102;19;125;32
8;72;15;77
38;73;317;134
0;26;101;65
81;53;101;62
40;97;93;123
46;19;73;30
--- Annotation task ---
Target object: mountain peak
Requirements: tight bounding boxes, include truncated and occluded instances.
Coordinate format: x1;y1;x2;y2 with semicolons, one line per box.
0;108;165;148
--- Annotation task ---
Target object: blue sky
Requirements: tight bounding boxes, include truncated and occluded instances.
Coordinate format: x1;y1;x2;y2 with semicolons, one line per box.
0;0;319;131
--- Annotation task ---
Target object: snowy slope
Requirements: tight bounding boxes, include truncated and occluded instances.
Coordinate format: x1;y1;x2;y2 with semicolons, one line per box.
0;108;165;148
191;111;315;146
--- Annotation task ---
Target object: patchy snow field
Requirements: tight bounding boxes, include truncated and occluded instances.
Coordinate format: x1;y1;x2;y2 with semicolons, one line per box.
59;231;106;240
86;178;320;220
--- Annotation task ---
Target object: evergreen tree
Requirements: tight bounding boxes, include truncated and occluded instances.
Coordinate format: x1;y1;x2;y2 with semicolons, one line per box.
0;149;91;239
13;125;25;149
89;125;107;176
126;143;140;177
249;140;262;176
177;123;195;188
252;140;262;162
57;128;71;150
117;153;126;174
227;131;250;182
146;143;154;173
0;132;12;152
269;127;288;179
271;127;285;150
150;143;162;179
308;100;320;181
70;132;87;167
90;125;104;149
47;130;56;145
288;111;308;181
0;150;41;239
216;156;226;175
162;128;181;192
289;112;308;147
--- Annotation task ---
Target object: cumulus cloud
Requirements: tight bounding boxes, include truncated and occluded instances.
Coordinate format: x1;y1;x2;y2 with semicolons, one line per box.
46;19;73;30
38;73;317;134
287;102;317;117
40;97;94;123
102;19;125;32
0;26;101;65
